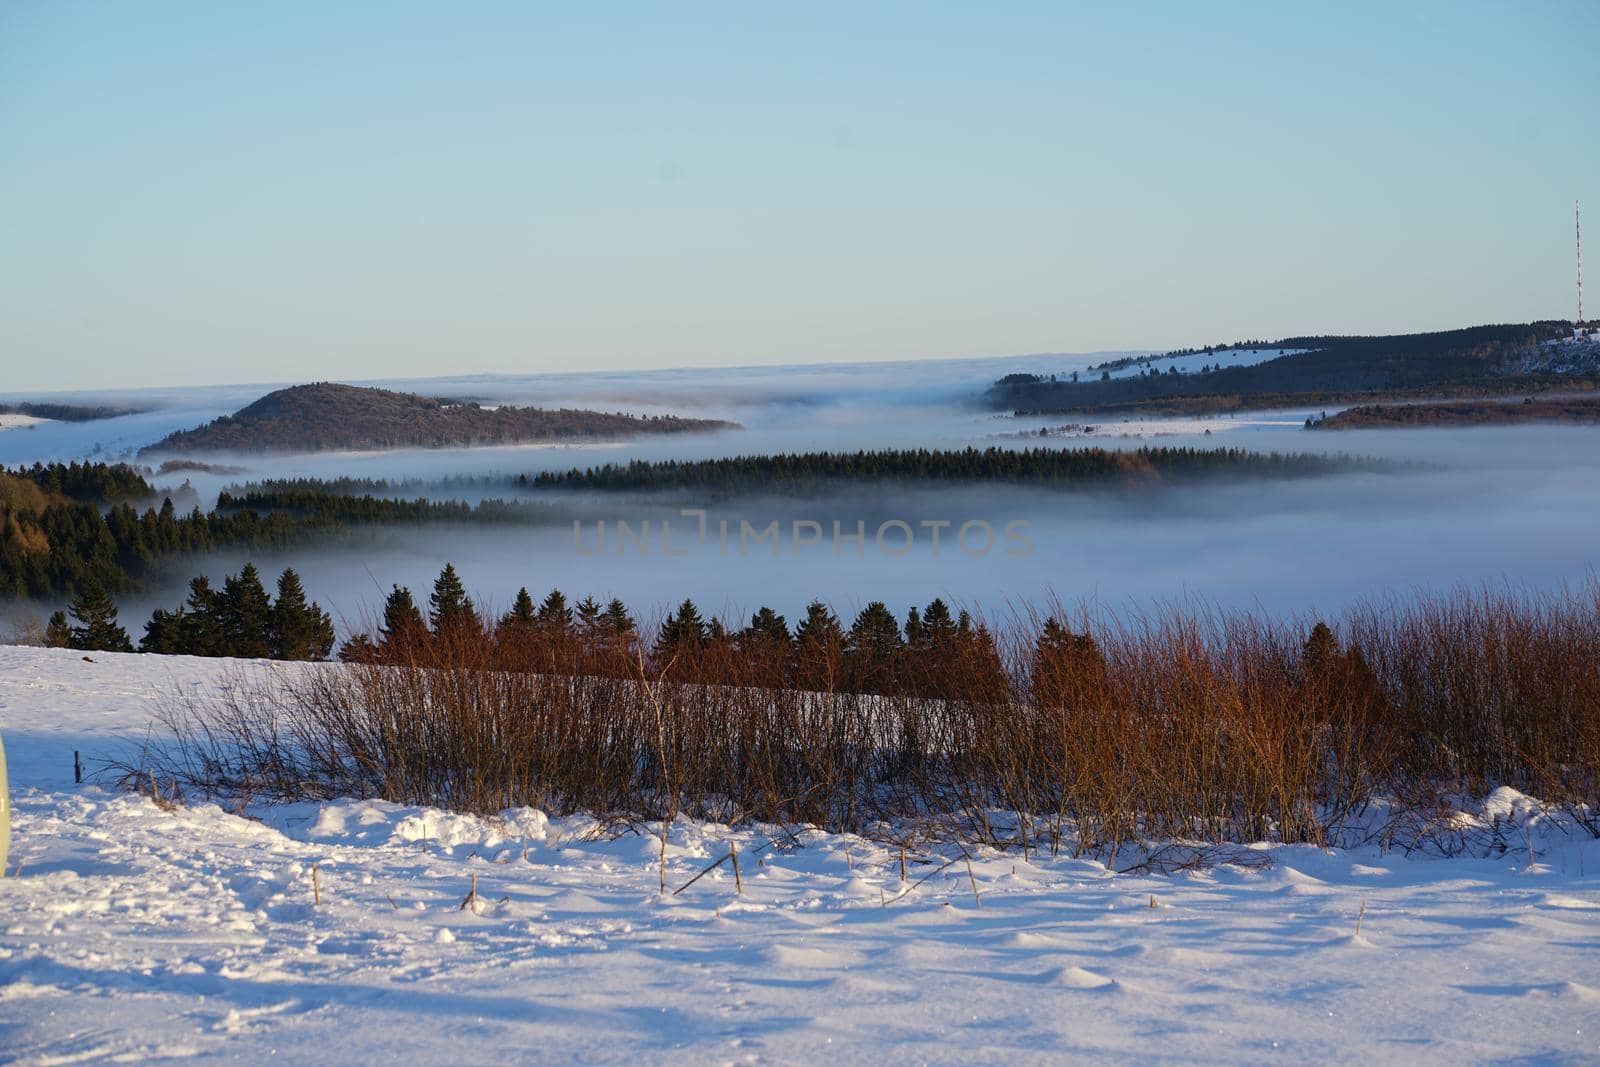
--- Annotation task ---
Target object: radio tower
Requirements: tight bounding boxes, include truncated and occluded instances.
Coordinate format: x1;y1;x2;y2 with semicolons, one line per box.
1578;200;1585;333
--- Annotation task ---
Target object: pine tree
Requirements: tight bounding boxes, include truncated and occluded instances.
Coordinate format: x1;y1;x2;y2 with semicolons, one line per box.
1031;617;1107;705
537;589;573;632
847;601;902;692
379;585;428;657
501;587;537;631
903;606;925;648
653;598;707;662
337;632;380;663
1302;621;1338;676
848;602;902;660
428;564;474;633
575;595;602;636
217;564;273;658
743;606;790;648
794;600;843;653
601;598;636;646
178;576;223;657
270;568;334;660
44;609;71;648
140;606;187;654
67;582;132;652
922;599;957;647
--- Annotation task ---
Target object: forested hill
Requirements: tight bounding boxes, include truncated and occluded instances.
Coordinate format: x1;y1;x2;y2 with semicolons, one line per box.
140;382;740;456
986;323;1577;413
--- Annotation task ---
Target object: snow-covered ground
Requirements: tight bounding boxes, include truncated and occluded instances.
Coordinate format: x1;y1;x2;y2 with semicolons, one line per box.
1507;334;1600;376
995;411;1317;440
0;414;50;432
1089;347;1302;382
2;646;1598;1065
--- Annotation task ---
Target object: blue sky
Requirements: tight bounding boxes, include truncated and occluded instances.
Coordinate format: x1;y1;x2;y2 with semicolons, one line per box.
2;2;1595;392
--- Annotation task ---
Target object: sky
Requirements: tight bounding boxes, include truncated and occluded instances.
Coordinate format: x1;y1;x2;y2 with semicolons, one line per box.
1;2;1596;393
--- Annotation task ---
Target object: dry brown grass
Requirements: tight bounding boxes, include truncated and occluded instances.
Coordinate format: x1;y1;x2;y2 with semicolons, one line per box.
133;583;1600;854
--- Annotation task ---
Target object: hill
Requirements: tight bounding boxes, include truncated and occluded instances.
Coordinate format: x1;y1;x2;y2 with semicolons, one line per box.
986;323;1582;414
140;382;739;455
1311;393;1600;430
0;401;146;422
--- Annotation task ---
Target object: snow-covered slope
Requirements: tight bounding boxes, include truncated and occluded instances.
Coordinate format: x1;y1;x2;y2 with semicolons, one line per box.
1091;347;1303;381
1;646;1597;1064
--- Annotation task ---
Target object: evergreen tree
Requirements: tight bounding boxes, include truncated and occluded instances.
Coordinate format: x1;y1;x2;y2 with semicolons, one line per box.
428;564;475;633
903;606;925;648
1302;621;1338;676
178;576;223;657
743;606;790;648
501;587;537;631
140;606;187;654
848;602;903;660
537;589;573;632
918;599;956;646
794;600;843;652
67;582;132;652
1031;618;1107;705
44;610;71;648
217;564;273;658
270;568;334;660
337;632;379;663
653;598;707;662
575;595;602;636
379;585;428;656
601;598;636;645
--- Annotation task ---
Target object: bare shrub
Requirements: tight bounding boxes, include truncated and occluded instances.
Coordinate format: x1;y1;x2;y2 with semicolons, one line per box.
134;583;1600;853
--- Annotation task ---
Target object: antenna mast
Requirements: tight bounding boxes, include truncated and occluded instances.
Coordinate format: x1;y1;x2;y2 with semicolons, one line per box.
1579;200;1585;330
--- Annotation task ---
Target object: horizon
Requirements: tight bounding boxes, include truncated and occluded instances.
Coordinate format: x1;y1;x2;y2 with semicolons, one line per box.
3;2;1596;392
0;317;1572;403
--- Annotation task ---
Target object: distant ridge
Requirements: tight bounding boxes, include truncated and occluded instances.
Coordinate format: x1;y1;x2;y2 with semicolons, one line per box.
141;382;739;456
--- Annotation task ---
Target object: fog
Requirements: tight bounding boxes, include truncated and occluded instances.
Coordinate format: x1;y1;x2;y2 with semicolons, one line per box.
5;355;1600;634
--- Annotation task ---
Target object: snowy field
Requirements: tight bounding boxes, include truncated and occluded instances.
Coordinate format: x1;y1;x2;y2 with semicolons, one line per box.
2;646;1598;1065
1090;347;1302;381
994;411;1317;440
0;415;50;432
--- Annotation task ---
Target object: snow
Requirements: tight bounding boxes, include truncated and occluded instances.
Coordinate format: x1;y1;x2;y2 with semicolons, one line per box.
997;411;1317;440
0;414;50;431
2;645;1598;1064
1091;347;1302;382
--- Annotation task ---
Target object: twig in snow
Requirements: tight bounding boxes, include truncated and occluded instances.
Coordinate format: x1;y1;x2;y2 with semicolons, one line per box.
881;853;962;906
672;851;737;897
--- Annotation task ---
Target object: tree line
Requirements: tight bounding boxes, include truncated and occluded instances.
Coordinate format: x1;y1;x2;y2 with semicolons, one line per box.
51;559;1056;699
47;564;334;660
338;565;1038;701
524;446;1380;494
0;462;548;600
